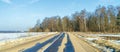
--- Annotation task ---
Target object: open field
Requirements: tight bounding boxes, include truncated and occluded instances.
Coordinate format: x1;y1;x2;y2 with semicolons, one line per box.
0;32;119;52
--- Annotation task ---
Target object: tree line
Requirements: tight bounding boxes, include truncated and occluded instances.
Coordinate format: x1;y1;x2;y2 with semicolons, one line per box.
29;5;120;32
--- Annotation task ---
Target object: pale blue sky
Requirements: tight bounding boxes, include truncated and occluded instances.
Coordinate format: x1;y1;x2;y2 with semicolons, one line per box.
0;0;120;31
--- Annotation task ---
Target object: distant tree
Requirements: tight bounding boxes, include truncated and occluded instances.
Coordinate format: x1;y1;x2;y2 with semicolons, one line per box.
56;16;62;32
87;14;99;32
72;12;80;31
72;10;87;32
30;5;120;33
69;19;74;32
41;17;49;32
80;9;87;32
108;6;116;32
62;16;70;31
117;11;120;25
116;11;120;32
29;28;34;32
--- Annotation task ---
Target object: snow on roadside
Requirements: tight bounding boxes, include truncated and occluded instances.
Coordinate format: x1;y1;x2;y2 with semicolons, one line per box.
0;32;56;42
0;32;57;50
86;38;99;41
0;32;56;46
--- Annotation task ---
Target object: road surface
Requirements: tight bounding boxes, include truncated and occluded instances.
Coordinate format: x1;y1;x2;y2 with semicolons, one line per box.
0;32;100;52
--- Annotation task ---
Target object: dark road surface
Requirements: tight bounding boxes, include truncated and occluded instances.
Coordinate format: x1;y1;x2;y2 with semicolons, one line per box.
23;34;60;52
44;33;65;52
22;32;99;52
64;34;74;52
23;33;75;52
0;32;101;52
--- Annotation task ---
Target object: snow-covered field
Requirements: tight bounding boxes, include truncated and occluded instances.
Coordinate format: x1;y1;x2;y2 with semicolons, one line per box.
0;32;56;42
84;34;120;52
0;32;37;42
0;32;57;50
76;33;120;52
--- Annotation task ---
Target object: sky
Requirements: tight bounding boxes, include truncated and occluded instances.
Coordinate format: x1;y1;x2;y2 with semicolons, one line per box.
0;0;120;31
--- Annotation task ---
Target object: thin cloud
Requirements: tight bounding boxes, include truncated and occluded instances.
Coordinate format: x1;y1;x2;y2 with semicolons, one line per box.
1;0;12;4
99;0;113;3
29;0;40;4
97;0;116;6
